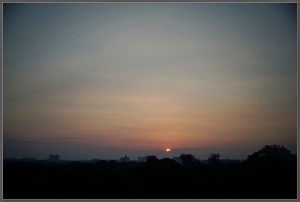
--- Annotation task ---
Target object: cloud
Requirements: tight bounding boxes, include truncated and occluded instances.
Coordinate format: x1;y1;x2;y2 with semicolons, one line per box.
4;138;55;145
48;136;85;140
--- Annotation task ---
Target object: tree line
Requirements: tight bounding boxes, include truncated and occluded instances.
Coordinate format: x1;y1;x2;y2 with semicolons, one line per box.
3;152;296;199
146;153;221;165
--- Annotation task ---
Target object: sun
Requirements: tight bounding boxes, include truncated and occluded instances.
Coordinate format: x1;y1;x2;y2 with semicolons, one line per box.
166;149;171;152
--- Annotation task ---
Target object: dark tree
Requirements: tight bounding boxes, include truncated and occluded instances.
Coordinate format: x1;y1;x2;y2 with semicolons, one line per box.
70;161;83;166
194;159;202;165
208;153;221;165
159;158;178;166
245;151;291;165
108;160;118;166
180;154;196;165
146;155;159;164
95;160;107;166
245;152;260;163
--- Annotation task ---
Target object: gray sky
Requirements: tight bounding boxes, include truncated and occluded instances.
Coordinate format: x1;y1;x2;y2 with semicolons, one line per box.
3;3;297;160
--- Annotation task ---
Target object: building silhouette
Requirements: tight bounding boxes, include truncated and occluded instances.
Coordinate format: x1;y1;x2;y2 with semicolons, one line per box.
202;159;210;164
119;155;130;163
21;158;36;162
49;154;60;162
220;159;240;164
138;157;147;162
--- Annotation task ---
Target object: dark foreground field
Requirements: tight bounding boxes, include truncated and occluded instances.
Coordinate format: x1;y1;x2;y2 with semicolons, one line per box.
4;158;297;199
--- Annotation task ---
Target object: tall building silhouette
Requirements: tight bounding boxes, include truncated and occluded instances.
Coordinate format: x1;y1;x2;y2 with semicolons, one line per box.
49;154;60;162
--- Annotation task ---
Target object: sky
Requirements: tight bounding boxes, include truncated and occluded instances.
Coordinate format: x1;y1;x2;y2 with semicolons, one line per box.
3;3;298;161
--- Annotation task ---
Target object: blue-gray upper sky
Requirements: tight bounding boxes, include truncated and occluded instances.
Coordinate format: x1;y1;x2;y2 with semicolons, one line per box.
3;3;297;160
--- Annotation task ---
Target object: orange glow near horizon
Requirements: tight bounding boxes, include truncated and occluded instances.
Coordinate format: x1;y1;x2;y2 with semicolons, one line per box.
166;149;171;152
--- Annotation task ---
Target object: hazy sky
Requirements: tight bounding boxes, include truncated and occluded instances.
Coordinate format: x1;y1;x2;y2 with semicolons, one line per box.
3;3;297;160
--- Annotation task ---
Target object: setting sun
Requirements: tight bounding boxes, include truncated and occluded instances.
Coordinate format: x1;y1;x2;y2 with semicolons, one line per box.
166;149;171;152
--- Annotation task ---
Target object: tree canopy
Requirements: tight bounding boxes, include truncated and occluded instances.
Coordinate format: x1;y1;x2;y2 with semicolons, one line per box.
146;155;159;164
180;154;196;165
208;153;221;165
